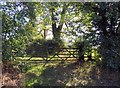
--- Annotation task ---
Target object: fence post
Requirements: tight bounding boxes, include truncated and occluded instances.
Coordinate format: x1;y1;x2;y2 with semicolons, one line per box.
78;43;84;62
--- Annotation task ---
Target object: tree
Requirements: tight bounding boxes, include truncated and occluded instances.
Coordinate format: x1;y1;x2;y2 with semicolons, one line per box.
2;2;38;60
69;2;120;66
50;2;69;41
84;2;120;69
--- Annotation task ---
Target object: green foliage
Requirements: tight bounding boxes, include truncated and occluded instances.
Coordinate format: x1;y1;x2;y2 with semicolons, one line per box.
2;2;38;60
2;11;27;60
73;40;92;56
26;39;64;57
91;2;120;69
77;2;120;69
99;35;120;69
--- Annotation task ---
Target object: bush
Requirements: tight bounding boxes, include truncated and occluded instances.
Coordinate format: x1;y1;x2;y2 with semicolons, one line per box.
26;39;64;57
73;40;92;56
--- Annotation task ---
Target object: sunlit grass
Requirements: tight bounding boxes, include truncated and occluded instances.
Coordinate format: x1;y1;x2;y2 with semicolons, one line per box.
26;65;45;76
14;51;102;87
27;78;37;87
22;61;99;86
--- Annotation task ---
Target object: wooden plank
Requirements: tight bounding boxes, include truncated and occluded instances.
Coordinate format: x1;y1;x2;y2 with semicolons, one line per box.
61;48;78;49
54;54;78;55
18;59;77;62
61;51;78;52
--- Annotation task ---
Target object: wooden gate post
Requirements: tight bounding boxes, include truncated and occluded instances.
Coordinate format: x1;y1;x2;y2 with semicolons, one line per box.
78;42;84;62
87;54;92;61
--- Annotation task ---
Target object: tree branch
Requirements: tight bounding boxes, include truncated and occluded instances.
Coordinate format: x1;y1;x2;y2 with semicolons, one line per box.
58;3;69;31
116;21;120;34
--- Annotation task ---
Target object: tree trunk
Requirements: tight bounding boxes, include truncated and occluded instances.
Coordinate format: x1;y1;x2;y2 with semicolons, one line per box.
99;12;108;35
43;29;48;39
51;3;68;41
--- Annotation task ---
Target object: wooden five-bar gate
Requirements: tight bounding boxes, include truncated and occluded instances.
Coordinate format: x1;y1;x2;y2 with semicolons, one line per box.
25;48;80;62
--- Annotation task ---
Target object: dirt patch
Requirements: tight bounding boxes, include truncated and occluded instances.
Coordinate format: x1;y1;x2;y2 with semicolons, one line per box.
1;61;25;87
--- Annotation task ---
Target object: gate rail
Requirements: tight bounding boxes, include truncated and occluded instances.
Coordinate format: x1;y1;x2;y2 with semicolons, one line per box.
20;48;80;62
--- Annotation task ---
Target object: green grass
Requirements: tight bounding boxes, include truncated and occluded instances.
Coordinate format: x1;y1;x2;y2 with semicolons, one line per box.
15;56;98;86
19;61;97;86
13;56;120;87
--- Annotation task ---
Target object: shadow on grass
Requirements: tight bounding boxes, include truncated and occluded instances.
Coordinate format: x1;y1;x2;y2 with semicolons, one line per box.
25;61;120;87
